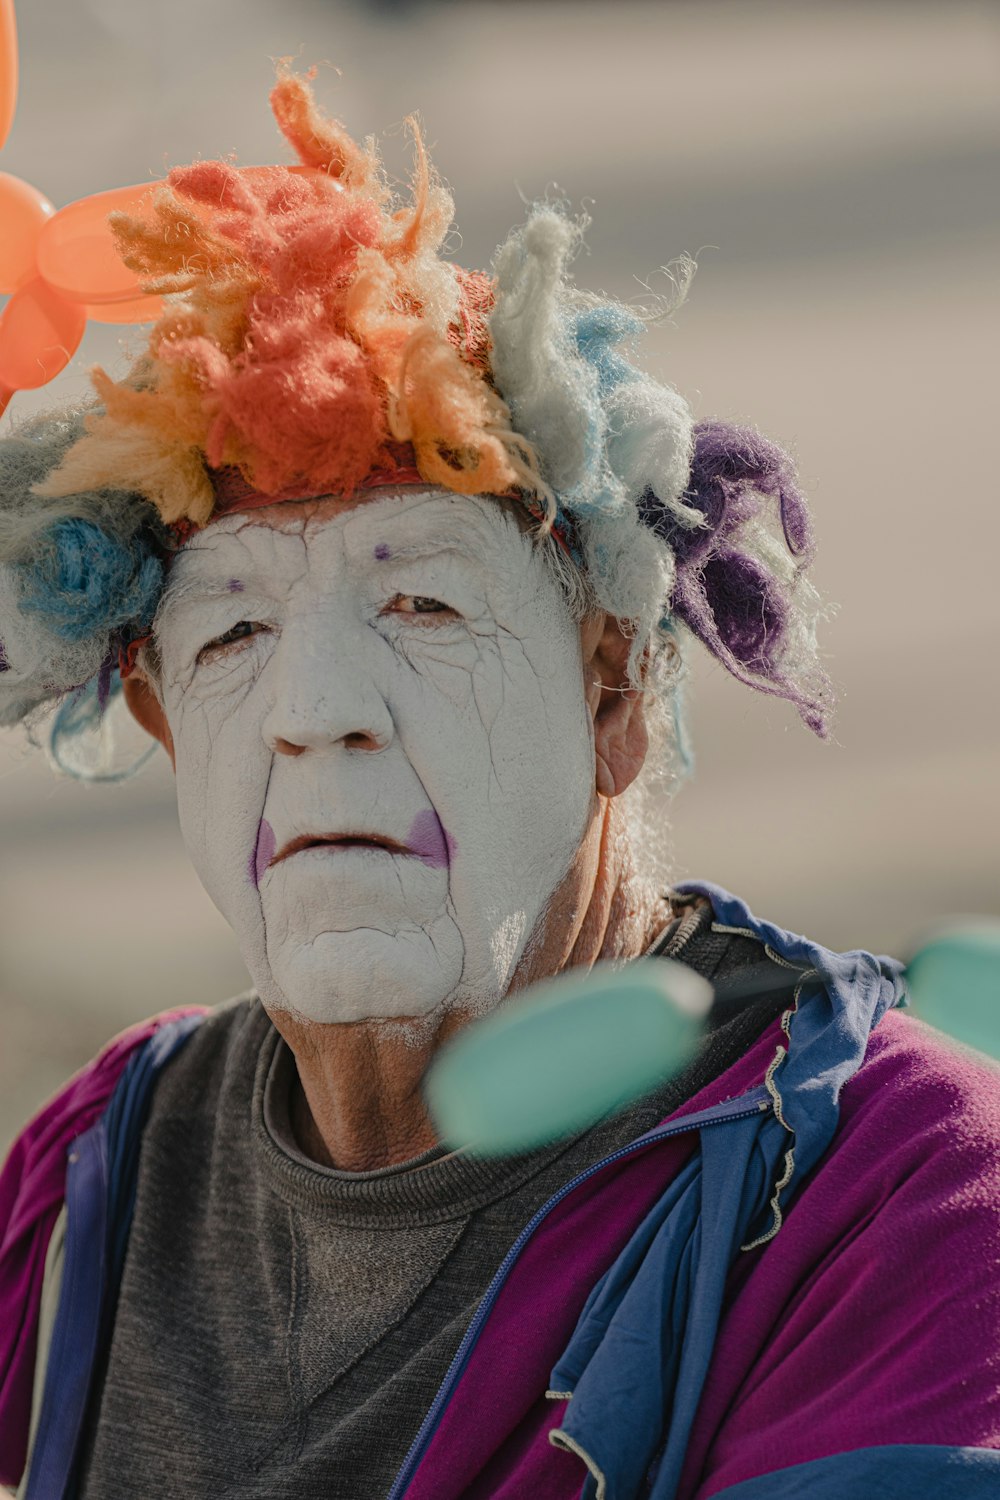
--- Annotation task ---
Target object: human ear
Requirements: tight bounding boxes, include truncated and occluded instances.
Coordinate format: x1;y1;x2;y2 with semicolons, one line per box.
580;613;649;798
121;671;176;769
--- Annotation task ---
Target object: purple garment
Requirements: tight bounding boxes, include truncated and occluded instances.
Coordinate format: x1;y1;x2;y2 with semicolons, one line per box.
681;1011;1000;1496
0;1007;209;1487
402;1012;1000;1498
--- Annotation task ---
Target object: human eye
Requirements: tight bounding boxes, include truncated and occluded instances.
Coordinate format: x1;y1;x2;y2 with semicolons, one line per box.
197;620;272;662
381;593;460;622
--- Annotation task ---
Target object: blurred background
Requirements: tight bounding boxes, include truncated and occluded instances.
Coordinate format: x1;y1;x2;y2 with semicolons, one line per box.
1;0;998;1152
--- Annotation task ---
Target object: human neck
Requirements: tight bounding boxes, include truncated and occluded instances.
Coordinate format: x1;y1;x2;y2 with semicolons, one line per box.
271;799;669;1173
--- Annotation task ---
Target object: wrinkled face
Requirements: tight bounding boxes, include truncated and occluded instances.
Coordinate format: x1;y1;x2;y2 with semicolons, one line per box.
152;490;598;1025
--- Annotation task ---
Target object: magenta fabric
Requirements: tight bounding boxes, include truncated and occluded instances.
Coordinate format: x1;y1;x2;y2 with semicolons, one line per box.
405;1013;1000;1499
0;1007;209;1486
404;1020;783;1500
681;1011;1000;1497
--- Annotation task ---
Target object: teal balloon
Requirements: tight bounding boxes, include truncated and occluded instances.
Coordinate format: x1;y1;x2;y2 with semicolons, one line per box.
907;921;1000;1059
424;958;713;1156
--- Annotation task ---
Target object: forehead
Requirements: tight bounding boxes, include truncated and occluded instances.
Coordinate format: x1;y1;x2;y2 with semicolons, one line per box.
171;489;531;586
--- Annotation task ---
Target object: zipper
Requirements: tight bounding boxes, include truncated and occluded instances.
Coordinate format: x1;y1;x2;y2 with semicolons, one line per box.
386;1084;771;1500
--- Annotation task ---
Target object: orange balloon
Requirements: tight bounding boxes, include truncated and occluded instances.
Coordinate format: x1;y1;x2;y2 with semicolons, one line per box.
0;0;17;155
85;292;164;324
36;180;164;306
0;171;53;293
0;276;86;390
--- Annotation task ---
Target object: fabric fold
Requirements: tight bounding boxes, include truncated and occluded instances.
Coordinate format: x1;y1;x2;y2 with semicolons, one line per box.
548;882;906;1500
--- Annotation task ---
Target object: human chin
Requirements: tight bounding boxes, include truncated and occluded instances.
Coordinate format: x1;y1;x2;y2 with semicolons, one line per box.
256;850;466;1022
258;921;466;1024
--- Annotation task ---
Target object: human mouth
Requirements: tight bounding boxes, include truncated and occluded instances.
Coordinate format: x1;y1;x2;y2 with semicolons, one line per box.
270;831;412;867
263;810;456;876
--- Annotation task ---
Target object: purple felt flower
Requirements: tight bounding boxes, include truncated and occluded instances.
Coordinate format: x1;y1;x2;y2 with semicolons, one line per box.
698;548;786;673
640;420;832;736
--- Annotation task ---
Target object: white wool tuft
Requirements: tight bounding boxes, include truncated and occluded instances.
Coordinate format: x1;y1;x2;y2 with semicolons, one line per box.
490;207;600;498
0;562;108;727
603;377;700;525
576;510;676;687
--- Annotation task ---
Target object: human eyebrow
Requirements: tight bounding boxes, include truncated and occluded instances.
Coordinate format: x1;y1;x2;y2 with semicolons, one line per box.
364;534;484;569
155;572;265;618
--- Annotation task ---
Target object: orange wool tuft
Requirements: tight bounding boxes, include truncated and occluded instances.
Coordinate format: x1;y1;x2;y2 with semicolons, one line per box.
386;123;451;268
270;65;381;188
40;66;541;528
397;329;519;496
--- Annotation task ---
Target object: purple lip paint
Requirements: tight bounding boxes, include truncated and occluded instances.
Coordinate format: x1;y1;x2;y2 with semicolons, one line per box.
407;810;457;869
249;818;277;888
227;579;245;593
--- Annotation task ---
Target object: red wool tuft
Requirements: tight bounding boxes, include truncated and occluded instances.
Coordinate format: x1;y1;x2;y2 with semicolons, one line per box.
210;322;385;495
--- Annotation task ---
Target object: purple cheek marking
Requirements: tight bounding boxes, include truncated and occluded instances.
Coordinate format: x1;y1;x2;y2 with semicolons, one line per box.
227;579;245;593
249;818;277;889
373;543;392;561
407;810;457;869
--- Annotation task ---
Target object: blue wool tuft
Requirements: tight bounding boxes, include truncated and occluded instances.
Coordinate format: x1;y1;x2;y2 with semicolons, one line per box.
490;206;693;533
49;668;159;782
51;672;118;745
18;519;163;643
560;305;641;518
572;305;644;397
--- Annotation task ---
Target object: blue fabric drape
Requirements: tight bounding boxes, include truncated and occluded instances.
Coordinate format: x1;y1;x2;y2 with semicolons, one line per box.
23;1014;205;1500
550;883;906;1500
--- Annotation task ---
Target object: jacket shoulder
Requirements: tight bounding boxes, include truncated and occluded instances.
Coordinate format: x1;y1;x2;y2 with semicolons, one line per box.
686;1008;1000;1495
839;1007;1000;1167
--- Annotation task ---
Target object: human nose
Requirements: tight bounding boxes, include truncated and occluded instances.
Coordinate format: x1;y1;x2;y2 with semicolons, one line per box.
261;625;395;757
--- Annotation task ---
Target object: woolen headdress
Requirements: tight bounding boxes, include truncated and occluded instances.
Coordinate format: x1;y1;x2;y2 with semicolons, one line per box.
0;67;832;772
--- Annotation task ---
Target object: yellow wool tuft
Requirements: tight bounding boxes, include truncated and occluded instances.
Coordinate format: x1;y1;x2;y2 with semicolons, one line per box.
34;420;215;527
396;329;521;496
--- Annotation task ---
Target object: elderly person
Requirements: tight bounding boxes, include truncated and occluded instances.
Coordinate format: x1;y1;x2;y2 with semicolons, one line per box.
1;70;999;1500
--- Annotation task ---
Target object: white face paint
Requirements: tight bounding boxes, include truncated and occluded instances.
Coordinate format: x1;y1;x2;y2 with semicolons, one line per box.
153;491;597;1026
